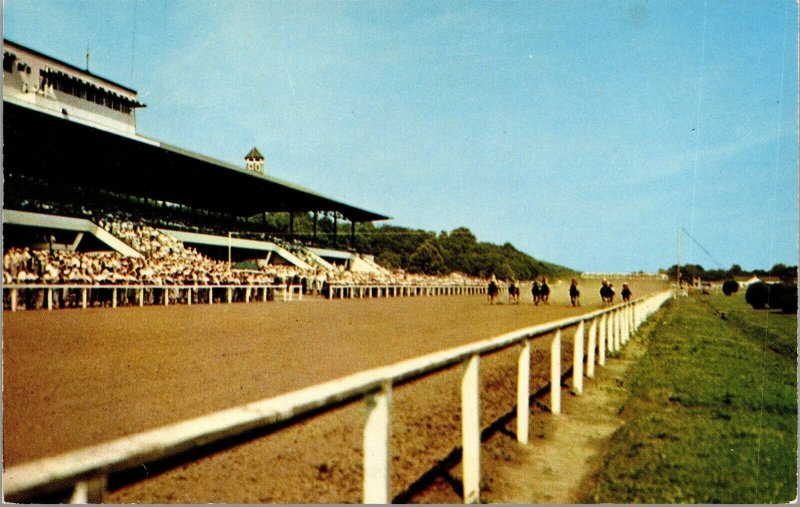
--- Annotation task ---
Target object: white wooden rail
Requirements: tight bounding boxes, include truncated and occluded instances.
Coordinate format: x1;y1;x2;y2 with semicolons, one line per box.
3;290;673;504
2;283;305;311
327;283;487;299
2;283;488;312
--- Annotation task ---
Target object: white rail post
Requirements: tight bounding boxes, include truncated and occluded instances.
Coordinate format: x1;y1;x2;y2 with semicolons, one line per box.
572;320;585;395
209;287;214;305
226;287;232;304
363;382;392;504
517;339;530;445
10;289;17;312
550;329;562;415
69;473;106;504
462;354;481;504
137;288;143;307
298;286;303;301
262;287;267;302
607;311;614;354
187;287;192;306
623;306;630;344
164;288;169;306
47;288;53;311
245;286;251;303
82;288;88;309
615;310;621;350
621;307;627;344
587;318;598;378
111;288;117;308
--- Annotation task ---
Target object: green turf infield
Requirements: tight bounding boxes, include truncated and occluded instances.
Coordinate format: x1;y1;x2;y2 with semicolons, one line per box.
585;293;797;503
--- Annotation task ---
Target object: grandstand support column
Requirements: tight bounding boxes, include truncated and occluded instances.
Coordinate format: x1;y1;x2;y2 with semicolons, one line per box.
517;339;531;445
587;319;597;378
572;320;585;395
312;211;318;242
550;329;561;415
461;354;481;504
363;382;392;504
289;212;295;242
333;213;338;247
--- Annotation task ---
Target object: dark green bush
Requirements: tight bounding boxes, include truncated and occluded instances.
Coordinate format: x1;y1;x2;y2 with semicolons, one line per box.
745;282;769;309
746;282;797;312
722;280;739;296
780;284;797;313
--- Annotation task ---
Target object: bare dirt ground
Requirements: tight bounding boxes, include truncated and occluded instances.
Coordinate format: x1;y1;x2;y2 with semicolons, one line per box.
3;278;666;503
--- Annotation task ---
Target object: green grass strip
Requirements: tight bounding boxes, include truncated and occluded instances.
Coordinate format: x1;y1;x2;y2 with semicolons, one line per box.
586;294;797;503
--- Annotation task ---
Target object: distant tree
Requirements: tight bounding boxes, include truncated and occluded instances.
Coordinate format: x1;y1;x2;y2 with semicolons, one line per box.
375;251;402;270
769;263;798;282
722;280;739;296
745;282;769;309
494;262;516;281
408;239;447;275
780;284;798;313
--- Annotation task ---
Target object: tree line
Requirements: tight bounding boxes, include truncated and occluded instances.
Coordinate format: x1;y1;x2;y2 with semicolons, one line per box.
245;212;574;279
661;263;798;283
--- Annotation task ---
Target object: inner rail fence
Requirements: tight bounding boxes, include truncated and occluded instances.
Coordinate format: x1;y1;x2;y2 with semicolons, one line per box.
3;290;673;504
2;283;488;312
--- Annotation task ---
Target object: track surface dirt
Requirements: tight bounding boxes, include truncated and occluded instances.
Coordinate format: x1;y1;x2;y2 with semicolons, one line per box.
3;279;666;503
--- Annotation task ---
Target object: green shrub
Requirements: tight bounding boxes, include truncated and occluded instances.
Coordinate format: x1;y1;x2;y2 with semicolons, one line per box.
722;280;739;296
745;282;769;309
779;284;797;314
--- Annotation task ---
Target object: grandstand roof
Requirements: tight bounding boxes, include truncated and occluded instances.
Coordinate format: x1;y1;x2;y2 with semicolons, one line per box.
3;100;389;223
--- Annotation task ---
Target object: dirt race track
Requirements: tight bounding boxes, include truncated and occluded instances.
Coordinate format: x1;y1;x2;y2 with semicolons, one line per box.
4;278;667;503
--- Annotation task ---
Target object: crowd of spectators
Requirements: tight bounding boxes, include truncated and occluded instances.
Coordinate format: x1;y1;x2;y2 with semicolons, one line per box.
3;214;488;310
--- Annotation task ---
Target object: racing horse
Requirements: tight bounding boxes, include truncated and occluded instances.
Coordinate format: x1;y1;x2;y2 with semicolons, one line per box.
508;281;520;304
488;279;499;304
539;277;550;304
569;278;580;307
531;281;541;305
600;281;615;304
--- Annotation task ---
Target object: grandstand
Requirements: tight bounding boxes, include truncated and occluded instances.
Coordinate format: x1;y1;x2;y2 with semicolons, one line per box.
2;38;491;306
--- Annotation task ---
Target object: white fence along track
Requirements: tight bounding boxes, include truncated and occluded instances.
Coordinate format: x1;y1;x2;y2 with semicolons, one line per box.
3;290;673;504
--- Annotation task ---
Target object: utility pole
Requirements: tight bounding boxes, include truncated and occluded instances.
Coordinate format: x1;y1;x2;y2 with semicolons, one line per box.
677;227;683;288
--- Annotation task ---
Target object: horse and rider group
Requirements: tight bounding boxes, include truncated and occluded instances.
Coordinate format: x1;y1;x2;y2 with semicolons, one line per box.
487;277;632;306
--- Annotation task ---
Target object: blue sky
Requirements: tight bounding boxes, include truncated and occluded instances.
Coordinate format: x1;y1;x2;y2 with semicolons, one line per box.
4;0;797;272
